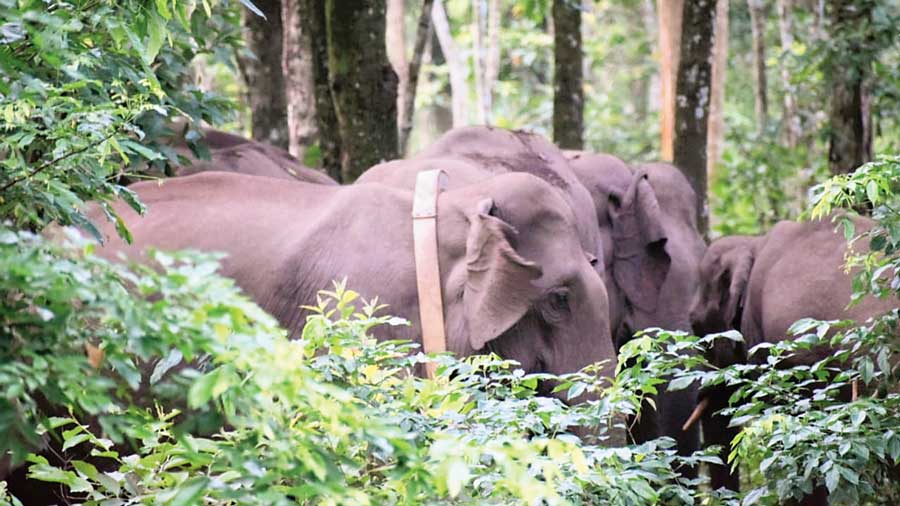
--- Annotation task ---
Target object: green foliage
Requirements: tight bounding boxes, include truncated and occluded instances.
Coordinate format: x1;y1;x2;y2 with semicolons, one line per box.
0;225;277;468
3;258;725;504
703;156;900;504
0;0;244;237
710;119;828;236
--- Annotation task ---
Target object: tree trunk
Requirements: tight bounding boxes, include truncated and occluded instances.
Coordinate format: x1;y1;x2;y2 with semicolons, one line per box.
432;0;469;127
777;0;801;147
673;0;716;236
412;29;453;151
706;0;728;181
239;0;290;149
826;0;873;175
387;0;408;85
634;0;658;121
552;0;584;150
282;0;318;160
472;0;500;124
658;0;683;161
472;0;488;123
748;0;768;133
398;0;436;155
387;0;408;154
302;0;342;181
485;0;501;91
325;0;398;182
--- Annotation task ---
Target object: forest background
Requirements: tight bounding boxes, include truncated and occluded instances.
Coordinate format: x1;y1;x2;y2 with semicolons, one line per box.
222;0;900;236
2;0;900;505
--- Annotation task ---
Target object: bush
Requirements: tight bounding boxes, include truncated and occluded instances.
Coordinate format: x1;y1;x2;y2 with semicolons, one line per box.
1;230;724;504
0;0;243;236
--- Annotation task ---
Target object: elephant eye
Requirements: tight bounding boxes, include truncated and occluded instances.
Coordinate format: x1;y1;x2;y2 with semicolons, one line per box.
549;289;570;312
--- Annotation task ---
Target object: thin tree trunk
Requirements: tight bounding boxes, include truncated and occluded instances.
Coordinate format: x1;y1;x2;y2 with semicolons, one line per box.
485;0;501;90
432;0;469;127
673;0;716;236
302;0;342;181
413;29;453;151
552;0;583;150
826;0;873;175
399;0;436;155
658;0;683;161
777;0;801;147
282;0;318;160
748;0;768;134
706;0;728;181
634;0;658;121
325;0;398;182
238;0;290;149
387;0;408;152
472;0;488;123
387;0;408;81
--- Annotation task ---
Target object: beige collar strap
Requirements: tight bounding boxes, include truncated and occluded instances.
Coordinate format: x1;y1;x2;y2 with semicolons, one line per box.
412;169;448;378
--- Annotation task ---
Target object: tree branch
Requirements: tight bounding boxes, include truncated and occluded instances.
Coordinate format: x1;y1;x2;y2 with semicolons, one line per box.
398;0;435;154
0;130;119;193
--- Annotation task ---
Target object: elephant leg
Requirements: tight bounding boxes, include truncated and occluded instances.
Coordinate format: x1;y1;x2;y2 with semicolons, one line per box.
658;383;700;480
702;385;741;491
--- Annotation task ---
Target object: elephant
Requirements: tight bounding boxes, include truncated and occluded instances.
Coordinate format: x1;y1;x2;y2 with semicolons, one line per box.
170;128;338;185
172;140;338;185
690;215;897;496
564;152;707;475
91;171;616;389
361;132;705;467
146;121;338;185
357;126;604;268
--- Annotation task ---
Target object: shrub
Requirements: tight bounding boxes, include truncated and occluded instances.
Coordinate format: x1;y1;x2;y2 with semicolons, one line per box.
1;228;724;504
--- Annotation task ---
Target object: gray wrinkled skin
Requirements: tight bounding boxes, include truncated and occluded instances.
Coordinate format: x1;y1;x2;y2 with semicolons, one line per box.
91;171;616;396
565;152;707;475
358;126;604;270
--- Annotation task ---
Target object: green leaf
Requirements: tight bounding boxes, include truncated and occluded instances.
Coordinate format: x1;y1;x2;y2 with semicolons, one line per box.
866;180;880;204
71;460;99;481
667;375;695;391
826;466;841;492
146;11;166;64
151;348;184;384
445;458;469;498
169;477;209;506
155;0;172;19
238;0;266;19
122;139;164;161
62;433;91;452
188;368;220;408
843;217;856;242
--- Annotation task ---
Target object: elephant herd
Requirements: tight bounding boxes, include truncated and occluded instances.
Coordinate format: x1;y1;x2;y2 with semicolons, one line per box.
16;124;895;503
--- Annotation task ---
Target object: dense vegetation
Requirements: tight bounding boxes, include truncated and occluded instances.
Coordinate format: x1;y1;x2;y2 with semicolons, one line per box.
1;0;900;505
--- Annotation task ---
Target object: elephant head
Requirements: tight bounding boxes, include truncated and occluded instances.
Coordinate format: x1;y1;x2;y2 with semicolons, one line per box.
565;153;676;346
411;126;605;271
566;154;706;463
438;173;617;390
690;235;757;338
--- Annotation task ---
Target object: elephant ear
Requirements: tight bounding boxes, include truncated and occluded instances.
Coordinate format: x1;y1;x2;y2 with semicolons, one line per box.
464;199;543;351
717;246;754;329
609;170;671;312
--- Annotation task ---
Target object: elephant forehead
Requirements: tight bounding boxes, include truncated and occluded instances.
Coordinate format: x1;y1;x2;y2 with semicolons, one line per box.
490;174;577;228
